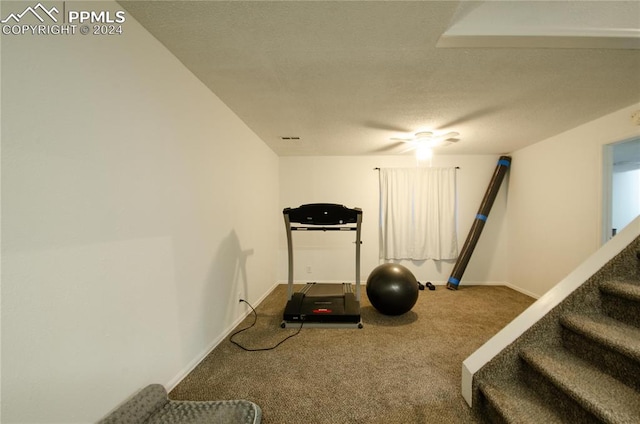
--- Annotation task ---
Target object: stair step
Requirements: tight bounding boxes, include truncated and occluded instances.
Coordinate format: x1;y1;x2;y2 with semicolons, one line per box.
479;381;565;424
600;280;640;302
560;313;640;362
520;347;640;424
599;280;640;328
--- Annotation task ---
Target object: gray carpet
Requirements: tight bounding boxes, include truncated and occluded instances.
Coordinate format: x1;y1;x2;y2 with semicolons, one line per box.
170;284;534;424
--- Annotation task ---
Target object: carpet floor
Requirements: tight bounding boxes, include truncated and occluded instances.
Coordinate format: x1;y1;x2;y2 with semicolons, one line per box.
170;284;534;424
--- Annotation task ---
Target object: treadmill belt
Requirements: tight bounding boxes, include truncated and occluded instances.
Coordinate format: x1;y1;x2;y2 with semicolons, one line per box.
304;283;346;297
300;297;346;315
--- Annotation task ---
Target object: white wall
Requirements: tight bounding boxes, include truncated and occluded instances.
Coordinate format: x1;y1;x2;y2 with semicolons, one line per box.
612;168;640;232
507;103;640;297
279;154;509;286
1;3;279;423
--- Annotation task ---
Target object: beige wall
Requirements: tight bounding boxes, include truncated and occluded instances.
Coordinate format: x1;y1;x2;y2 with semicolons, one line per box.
1;3;279;422
507;103;640;297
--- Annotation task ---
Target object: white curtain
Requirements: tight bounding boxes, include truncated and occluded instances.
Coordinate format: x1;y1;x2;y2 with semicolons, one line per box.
379;167;458;260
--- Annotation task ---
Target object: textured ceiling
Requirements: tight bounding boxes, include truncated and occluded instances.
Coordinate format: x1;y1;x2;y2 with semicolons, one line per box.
119;1;640;156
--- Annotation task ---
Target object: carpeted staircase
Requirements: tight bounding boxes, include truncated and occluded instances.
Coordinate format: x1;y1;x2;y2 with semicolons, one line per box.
473;236;640;424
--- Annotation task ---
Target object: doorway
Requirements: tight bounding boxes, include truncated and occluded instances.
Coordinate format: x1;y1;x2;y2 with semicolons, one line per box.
603;136;640;244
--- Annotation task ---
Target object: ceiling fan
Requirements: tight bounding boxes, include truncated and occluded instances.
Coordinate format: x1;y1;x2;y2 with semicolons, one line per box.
389;131;460;159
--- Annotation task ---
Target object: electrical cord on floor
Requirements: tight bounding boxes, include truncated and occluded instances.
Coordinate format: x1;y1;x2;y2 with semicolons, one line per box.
230;299;304;352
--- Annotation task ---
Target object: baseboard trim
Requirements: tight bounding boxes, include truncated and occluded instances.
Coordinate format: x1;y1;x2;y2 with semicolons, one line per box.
277;280;358;284
166;281;281;391
503;282;540;299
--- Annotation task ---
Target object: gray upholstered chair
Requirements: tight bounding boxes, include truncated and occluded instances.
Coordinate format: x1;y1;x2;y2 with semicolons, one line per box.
98;384;262;424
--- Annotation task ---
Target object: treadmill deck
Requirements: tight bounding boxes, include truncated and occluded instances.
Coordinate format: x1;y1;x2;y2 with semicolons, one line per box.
282;283;362;328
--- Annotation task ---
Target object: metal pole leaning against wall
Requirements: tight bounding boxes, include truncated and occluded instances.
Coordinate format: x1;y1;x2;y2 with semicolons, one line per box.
446;156;512;290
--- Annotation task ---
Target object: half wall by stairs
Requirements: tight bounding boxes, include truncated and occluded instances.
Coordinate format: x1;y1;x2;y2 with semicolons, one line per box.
472;233;640;423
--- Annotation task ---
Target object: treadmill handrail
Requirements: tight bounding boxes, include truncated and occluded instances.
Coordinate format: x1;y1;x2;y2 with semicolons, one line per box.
290;226;357;231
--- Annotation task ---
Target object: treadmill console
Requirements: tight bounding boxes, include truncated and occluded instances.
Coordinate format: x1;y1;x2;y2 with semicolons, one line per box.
284;203;361;226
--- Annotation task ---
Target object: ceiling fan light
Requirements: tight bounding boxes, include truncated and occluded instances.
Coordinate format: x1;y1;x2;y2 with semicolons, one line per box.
416;145;433;161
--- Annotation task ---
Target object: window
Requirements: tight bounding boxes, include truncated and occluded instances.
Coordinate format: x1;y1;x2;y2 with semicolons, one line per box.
378;167;458;260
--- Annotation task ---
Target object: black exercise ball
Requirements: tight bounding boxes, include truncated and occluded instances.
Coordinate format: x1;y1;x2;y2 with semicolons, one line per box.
366;263;419;315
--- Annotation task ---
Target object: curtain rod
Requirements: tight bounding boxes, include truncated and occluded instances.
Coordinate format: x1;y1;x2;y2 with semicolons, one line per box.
373;166;460;170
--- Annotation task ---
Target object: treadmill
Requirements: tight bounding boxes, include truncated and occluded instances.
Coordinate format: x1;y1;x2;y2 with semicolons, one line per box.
281;203;363;329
